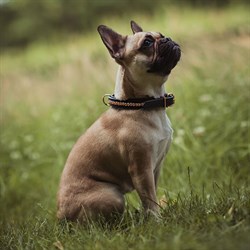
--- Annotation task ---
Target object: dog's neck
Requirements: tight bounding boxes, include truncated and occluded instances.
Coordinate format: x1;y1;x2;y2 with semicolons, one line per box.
114;66;166;100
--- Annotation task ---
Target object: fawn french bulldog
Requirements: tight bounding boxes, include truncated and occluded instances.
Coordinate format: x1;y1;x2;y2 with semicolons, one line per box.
57;21;181;222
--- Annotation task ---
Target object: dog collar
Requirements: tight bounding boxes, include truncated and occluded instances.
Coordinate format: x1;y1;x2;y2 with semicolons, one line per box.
102;93;175;110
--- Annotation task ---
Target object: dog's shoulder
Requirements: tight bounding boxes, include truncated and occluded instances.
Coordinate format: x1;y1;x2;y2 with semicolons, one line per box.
98;109;172;144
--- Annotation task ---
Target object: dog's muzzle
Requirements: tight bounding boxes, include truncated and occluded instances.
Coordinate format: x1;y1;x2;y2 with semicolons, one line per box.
148;37;181;76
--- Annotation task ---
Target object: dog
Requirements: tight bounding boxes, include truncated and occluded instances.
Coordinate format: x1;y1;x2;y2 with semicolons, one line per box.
57;21;181;222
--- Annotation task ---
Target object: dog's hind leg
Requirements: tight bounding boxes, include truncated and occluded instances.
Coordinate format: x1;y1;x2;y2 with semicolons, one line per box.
58;181;125;223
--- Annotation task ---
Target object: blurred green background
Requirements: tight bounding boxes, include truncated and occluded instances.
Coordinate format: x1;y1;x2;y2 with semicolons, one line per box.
0;1;250;250
0;0;248;48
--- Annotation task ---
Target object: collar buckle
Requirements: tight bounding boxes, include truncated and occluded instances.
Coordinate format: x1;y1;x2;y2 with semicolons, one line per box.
102;94;111;106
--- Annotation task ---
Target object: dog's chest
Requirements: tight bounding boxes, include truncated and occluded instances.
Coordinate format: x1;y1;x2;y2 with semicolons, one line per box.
151;113;173;169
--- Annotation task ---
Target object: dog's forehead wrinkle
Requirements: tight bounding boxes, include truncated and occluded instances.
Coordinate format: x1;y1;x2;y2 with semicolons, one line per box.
148;31;162;39
126;32;158;51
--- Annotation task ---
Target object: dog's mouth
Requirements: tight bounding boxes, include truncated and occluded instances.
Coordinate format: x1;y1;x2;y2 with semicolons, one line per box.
147;37;181;76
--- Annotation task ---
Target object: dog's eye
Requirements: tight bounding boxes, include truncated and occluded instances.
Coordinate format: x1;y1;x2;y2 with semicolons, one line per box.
142;39;154;48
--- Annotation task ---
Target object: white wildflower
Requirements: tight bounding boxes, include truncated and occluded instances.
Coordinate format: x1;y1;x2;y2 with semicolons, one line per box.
193;126;206;136
240;121;249;128
24;134;34;143
199;94;212;103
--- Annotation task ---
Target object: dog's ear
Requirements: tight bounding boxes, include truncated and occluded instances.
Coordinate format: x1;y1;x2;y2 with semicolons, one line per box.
97;25;126;60
130;20;143;34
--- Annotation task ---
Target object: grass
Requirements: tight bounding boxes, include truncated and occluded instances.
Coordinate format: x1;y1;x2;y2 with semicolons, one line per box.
0;4;250;250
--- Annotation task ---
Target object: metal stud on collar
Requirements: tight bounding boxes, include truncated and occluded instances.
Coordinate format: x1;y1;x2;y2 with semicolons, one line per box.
163;95;167;108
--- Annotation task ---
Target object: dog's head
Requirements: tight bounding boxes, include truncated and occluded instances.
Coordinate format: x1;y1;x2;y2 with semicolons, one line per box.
98;21;181;87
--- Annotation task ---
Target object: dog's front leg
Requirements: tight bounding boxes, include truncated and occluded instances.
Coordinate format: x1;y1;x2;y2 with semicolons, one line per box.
128;160;159;214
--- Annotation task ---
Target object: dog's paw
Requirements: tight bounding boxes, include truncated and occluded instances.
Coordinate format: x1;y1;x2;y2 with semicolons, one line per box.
145;208;162;222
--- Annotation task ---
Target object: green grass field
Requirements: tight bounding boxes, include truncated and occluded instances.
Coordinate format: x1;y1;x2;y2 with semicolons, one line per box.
1;5;250;250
